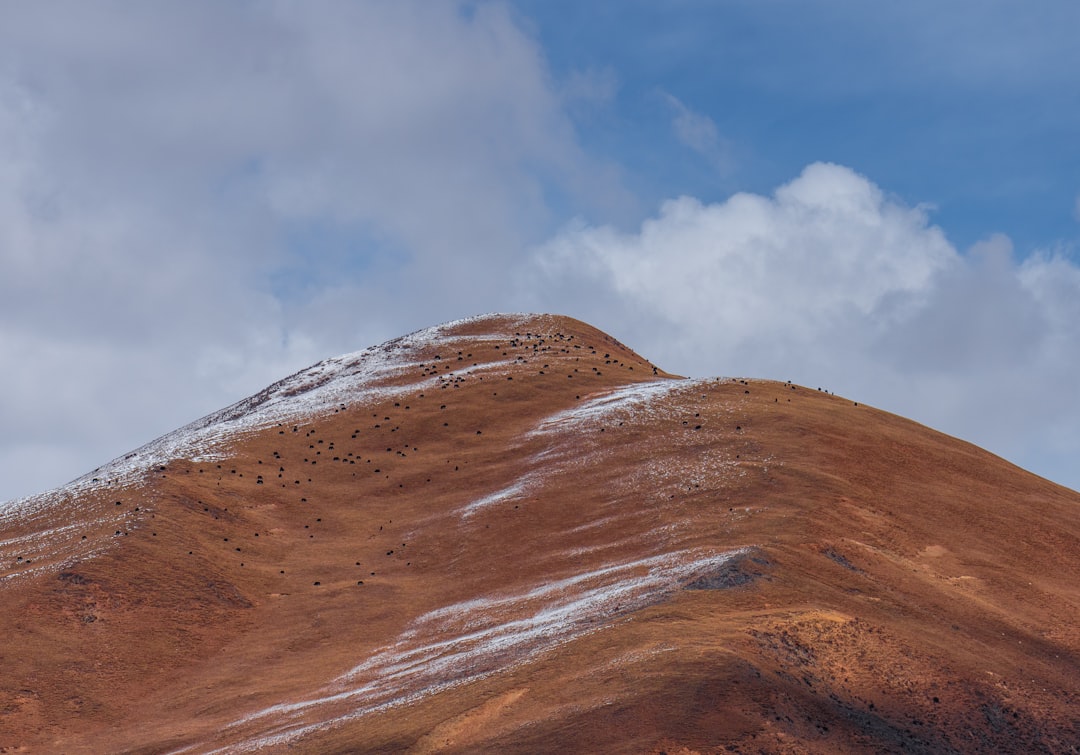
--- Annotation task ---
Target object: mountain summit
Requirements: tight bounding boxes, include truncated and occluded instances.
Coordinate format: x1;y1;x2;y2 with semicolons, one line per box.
1;313;1078;753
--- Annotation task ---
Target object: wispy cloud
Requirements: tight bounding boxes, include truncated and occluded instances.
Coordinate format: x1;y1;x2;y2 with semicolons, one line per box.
661;92;732;173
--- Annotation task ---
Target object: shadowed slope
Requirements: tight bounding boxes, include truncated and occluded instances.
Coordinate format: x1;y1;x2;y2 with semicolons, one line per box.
1;313;1077;754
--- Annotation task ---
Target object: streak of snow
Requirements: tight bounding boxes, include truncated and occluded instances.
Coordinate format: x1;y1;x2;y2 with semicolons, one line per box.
531;379;698;435
0;516;122;585
204;546;751;753
459;381;710;520
460;478;530;517
523;376;755;517
0;520;88;551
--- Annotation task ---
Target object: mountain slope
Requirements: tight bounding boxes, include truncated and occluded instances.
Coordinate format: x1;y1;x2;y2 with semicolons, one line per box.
1;313;1078;754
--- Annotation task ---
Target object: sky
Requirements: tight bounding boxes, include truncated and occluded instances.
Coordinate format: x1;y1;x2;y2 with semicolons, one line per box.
2;0;1079;502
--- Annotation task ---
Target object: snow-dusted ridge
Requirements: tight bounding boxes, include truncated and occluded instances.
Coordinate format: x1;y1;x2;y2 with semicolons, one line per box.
1;313;540;518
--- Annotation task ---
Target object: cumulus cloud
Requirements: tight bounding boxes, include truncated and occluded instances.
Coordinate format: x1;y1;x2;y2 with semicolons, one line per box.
531;163;1080;491
536;163;955;368
0;1;623;501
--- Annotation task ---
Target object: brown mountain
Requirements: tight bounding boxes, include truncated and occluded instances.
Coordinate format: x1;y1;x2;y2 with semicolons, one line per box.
1;313;1078;754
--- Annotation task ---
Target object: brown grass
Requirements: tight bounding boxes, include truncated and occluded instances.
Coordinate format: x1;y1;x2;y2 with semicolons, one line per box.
1;314;1077;753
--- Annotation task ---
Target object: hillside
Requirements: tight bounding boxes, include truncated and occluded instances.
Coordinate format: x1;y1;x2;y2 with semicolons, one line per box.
1;313;1078;753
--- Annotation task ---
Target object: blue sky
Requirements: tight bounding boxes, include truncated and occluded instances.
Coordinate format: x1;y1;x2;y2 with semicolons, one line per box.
1;1;1079;502
515;0;1080;252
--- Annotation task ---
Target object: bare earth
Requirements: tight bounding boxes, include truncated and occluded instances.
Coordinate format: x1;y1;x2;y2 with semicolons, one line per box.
1;313;1078;753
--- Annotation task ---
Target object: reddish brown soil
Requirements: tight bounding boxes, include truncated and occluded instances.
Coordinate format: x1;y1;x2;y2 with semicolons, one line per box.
1;314;1078;754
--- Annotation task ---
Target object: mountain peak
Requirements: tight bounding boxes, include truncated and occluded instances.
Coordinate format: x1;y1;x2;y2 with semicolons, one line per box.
4;313;665;515
1;315;1078;753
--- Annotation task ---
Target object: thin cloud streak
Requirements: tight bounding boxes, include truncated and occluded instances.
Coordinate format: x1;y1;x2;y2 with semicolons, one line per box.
661;93;732;175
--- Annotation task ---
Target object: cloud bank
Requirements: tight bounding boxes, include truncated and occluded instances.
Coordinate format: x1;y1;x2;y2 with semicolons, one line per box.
533;163;1080;489
0;1;623;501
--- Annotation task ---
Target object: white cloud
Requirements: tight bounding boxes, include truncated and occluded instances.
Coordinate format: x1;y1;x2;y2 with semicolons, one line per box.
531;163;1080;492
536;162;955;363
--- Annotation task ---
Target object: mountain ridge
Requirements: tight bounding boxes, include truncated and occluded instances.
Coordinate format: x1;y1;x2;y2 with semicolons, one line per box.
1;313;1078;753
